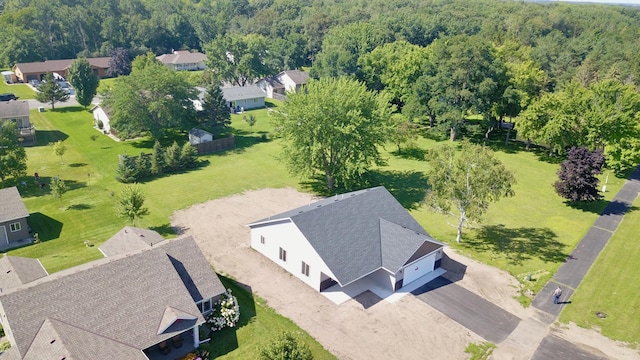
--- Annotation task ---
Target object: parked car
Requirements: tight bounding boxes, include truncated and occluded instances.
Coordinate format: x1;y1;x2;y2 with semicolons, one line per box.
29;80;40;87
0;93;17;101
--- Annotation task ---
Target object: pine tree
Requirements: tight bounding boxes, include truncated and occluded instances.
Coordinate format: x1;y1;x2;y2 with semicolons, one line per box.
150;141;165;175
179;142;199;169
197;84;231;138
35;72;69;110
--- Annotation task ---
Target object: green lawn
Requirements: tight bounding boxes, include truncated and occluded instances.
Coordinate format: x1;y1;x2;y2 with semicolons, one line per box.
0;77;36;100
209;276;336;359
2;105;632;346
559;196;640;346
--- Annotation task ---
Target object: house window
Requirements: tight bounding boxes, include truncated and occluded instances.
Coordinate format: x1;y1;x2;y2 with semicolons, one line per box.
9;223;20;232
260;235;265;244
279;247;287;262
203;299;212;313
301;261;310;277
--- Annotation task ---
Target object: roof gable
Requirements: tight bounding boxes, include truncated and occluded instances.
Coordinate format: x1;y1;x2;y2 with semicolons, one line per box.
0;101;29;119
157;307;198;335
251;187;441;286
278;70;309;85
0;187;29;223
99;226;165;257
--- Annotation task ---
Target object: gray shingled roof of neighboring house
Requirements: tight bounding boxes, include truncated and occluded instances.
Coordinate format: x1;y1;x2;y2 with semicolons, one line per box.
222;85;266;102
249;187;442;286
257;77;285;89
12;57;110;74
99;226;166;257
0;187;29;223
279;70;309;85
156;50;207;65
0;236;224;359
0;101;29;119
0;256;48;291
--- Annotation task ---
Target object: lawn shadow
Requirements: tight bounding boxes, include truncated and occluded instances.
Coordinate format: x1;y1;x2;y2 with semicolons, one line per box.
209;275;257;358
66;203;92;210
390;146;428;161
28;212;63;241
68;162;87;168
566;198;638;216
465;224;568;266
150;223;180;237
33;129;68;145
232;129;271;151
52;106;84;113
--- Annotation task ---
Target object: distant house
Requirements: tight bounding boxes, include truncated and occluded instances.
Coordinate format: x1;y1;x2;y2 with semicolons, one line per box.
156;50;207;71
91;105;112;133
256;70;309;99
12;57;111;83
248;187;444;297
0;231;226;360
0;187;31;249
222;85;266;111
188;128;213;145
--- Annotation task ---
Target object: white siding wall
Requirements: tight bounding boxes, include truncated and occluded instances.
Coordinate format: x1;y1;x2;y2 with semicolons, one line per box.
232;97;265;110
250;221;336;291
277;74;297;92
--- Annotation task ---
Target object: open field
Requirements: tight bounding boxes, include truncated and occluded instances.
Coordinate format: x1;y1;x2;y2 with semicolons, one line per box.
3;104;632;345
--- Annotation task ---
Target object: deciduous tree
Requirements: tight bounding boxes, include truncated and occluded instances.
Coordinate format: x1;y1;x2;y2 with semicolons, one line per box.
50;177;67;208
52;140;67;164
67;58;99;108
426;141;515;243
0;122;27;188
116;184;149;226
554;146;605;202
107;47;132;77
204;34;273;86
36;72;69;110
272;77;394;190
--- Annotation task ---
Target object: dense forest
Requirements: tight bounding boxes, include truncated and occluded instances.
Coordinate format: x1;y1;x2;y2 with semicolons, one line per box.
1;0;639;86
3;0;640;172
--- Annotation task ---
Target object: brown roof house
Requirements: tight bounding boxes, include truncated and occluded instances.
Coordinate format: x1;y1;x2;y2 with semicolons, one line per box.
156;50;207;71
12;57;111;83
0;230;226;360
0;187;31;250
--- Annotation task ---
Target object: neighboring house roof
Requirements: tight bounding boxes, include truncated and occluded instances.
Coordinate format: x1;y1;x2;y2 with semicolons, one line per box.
222;85;266;102
279;70;309;85
189;128;212;138
256;77;285;89
0;187;29;223
0;256;48;290
249;187;442;286
12;57;110;74
98;226;166;257
0;101;29;119
0;235;225;359
156;50;207;65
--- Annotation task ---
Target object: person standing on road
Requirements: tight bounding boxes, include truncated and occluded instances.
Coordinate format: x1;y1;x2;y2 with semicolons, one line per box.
553;286;562;304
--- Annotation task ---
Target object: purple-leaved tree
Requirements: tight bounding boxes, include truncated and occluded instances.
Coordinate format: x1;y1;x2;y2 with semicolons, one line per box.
554;146;605;202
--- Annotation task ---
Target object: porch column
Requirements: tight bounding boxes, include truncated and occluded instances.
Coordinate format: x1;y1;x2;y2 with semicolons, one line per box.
193;324;200;348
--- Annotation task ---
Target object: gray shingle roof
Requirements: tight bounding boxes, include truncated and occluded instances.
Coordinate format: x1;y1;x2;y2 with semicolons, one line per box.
0;236;225;359
189;128;212;138
0;101;29;119
156;50;207;65
279;70;309;85
0;256;48;290
249;187;442;286
98;226;166;257
0;187;28;223
222;85;266;102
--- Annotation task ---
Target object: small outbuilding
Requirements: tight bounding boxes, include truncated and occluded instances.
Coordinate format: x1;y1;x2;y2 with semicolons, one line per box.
188;128;213;145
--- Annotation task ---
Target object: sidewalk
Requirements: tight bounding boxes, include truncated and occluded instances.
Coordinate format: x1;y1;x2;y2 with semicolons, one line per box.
492;166;640;359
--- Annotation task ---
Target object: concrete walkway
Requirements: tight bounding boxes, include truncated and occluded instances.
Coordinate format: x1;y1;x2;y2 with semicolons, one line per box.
491;166;640;359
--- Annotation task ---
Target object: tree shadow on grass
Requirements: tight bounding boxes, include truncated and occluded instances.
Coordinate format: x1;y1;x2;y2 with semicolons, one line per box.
464;224;568;266
27;212;63;241
18;177;86;198
390;147;428;161
209;274;257;358
68;162;87;168
149;223;180;237
66;203;92;210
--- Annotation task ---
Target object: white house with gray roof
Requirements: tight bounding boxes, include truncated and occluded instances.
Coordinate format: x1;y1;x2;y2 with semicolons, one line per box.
0;232;225;360
248;187;444;297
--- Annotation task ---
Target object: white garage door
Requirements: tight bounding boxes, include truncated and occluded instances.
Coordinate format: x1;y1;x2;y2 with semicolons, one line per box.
402;253;436;285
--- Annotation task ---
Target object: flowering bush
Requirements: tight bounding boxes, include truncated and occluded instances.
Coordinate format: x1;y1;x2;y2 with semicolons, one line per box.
207;289;240;331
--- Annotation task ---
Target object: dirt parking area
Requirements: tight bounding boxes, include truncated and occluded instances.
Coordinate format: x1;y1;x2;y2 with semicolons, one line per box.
171;188;539;359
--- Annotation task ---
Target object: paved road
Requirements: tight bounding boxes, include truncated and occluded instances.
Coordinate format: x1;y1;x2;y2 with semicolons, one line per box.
27;96;101;110
532;335;609;360
412;276;521;343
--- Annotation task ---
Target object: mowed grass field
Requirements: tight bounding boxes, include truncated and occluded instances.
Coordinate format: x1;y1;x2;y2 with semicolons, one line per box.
559;196;640;346
3;104;636;345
